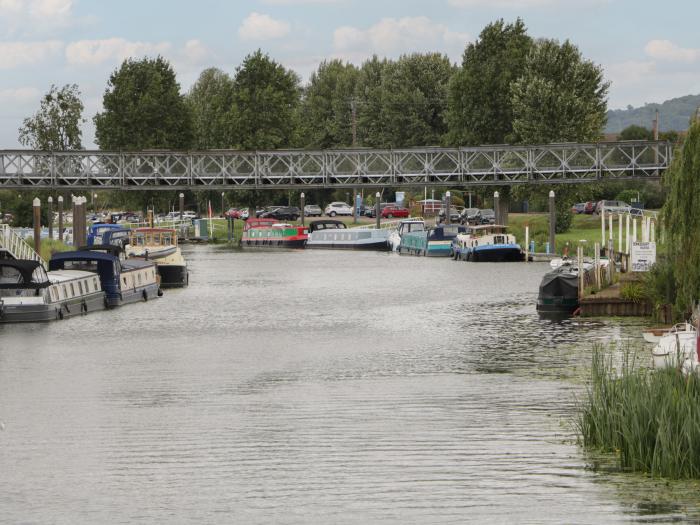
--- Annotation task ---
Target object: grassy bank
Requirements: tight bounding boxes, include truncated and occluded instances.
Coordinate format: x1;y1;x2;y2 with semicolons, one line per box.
509;213;606;256
26;238;73;261
577;347;700;479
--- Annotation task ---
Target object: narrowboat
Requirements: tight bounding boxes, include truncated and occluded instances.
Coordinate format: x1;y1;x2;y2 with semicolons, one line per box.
241;219;308;249
536;261;593;317
49;250;160;307
388;218;425;251
306;220;391;251
0;259;106;322
451;225;525;262
87;223;127;246
398;224;466;256
126;228;188;287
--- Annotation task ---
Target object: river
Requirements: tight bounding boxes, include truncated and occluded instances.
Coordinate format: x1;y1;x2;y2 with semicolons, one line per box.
1;246;699;524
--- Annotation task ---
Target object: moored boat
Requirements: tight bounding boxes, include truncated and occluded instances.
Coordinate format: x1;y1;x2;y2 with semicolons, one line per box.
398;224;466;257
388;218;425;251
536;261;593;317
241;219;308;249
126;228;188;287
49;250;160;307
651;323;698;373
0;259;106;322
452;225;525;262
306;220;390;250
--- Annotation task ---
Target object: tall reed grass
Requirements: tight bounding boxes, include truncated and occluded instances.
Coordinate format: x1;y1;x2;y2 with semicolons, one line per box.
577;347;700;479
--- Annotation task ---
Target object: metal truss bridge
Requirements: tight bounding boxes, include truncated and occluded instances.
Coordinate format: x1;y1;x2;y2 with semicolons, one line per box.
0;141;672;190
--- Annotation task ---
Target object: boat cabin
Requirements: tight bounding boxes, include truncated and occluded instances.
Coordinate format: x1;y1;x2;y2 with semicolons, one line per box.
308;220;347;232
129;227;178;248
0;260;50;297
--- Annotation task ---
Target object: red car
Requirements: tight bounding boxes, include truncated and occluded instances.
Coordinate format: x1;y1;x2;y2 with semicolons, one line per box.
224;208;249;219
381;205;410;219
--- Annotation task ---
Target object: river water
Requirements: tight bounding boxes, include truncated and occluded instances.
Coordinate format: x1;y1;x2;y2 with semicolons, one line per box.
1;246;700;524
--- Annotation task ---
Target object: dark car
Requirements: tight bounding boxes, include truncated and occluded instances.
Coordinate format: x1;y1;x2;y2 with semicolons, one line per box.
459;207;481;225
261;206;300;221
479;209;496;224
438;207;461;223
256;206;280;218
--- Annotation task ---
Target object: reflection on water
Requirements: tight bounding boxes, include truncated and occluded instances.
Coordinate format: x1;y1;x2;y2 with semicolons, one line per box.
0;246;699;523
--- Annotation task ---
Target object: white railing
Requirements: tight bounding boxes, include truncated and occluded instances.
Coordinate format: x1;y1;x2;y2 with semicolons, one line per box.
0;224;45;266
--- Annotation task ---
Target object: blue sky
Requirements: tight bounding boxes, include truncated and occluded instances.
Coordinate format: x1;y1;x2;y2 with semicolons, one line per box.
1;0;699;148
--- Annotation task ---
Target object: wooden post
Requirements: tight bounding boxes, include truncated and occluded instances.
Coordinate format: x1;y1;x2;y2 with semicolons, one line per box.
578;245;584;300
33;198;41;257
47;196;53;240
179;192;184;221
618;213;622;254
58;195;64;242
445;191;452;225
632;218;637;243
548;190;555;255
375;192;381;230
594;242;601;288
651;220;655;242
352;188;358;225
300;192;305;227
608;213;613;242
493;191;499;225
625;214;630;254
147;209;154;228
601;207;605;250
525;225;529;262
607;238;614;285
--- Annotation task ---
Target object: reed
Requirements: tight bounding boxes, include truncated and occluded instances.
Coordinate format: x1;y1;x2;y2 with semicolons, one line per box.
577;346;700;479
26;238;72;261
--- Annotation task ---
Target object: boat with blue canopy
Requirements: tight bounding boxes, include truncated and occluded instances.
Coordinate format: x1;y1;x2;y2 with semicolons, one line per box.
398;224;466;256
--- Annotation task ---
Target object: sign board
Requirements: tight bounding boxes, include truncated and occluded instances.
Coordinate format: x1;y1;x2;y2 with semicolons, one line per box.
395;191;405;208
631;241;656;272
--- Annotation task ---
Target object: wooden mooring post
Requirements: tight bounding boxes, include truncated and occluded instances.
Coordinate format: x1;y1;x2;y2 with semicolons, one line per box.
32;198;41;257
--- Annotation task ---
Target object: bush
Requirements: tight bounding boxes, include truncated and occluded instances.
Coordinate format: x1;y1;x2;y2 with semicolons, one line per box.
620;281;647;303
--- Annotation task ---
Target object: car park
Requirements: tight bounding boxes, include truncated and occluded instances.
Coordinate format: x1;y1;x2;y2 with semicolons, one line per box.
324;202;353;217
380;205;410;219
304;204;323;217
260;206;301;221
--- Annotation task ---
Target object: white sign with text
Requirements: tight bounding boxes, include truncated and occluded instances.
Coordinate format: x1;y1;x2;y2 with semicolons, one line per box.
631;241;656;272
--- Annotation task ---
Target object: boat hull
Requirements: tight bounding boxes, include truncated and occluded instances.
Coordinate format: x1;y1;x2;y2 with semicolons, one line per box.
240;238;307;249
157;264;188;287
461;245;525;262
106;283;160;308
0;292;106;323
306;240;390;251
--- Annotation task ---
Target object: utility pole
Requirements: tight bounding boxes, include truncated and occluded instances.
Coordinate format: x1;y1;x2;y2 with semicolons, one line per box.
351;98;357;147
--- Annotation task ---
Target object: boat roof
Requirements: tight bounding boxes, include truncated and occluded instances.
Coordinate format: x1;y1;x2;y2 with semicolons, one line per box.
89;222;123;231
79;244;124;256
0;259;48;288
244;218;277;230
48;269;98;282
133;227;177;234
309;220;347;232
469;224;508;230
50;250;119;266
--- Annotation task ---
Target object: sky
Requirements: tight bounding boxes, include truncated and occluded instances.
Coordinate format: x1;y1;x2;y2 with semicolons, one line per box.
1;0;699;148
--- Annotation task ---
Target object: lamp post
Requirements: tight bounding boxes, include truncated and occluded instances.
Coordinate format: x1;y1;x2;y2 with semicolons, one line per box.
300;192;305;226
221;192;225;217
47;196;53;240
493;191;500;225
58;196;64;241
548;190;556;255
445;191;451;225
375;192;381;230
179;192;184;221
33;198;41;257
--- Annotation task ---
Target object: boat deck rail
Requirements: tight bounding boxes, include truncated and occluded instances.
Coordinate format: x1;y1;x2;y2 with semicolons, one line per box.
0;224;46;267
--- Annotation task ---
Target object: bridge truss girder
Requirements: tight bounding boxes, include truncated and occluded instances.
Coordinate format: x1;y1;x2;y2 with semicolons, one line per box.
0;141;671;190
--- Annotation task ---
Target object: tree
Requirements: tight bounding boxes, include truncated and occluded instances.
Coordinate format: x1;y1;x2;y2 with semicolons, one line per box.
230;50;301;150
18;84;84;150
354;56;390;147
94;56;193;150
300;60;358;148
663;116;700;318
618;125;652;141
445;19;532;146
187;68;236;149
511;39;609;144
377;53;454;148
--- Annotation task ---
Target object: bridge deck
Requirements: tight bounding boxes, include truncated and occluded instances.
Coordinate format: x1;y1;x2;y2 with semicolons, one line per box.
0;141;671;190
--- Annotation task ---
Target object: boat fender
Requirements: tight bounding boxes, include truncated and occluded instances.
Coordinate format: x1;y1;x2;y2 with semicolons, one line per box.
81;300;87;313
104;296;109;309
58;309;64;320
142;289;148;301
157;288;164;297
63;302;71;314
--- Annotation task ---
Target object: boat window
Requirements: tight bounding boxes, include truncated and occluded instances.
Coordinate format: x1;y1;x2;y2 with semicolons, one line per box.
70;283;75;297
93;278;98;290
62;285;67;298
50;287;57;301
0;266;22;284
123;277;127;286
78;281;84;295
138;273;142;284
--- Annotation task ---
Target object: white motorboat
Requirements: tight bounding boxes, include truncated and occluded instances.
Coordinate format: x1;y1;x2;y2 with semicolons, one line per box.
388;218;425;251
651;323;698;373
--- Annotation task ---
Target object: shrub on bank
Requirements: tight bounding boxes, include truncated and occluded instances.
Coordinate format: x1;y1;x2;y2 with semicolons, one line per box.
577;347;700;479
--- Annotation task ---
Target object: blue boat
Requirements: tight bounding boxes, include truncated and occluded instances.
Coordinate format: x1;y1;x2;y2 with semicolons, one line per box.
87;223;130;248
49;249;160;307
398;224;466;256
451;225;525;262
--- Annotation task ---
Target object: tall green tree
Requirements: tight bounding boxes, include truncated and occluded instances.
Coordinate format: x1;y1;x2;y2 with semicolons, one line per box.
18;84;84;150
377;53;454;148
445;18;531;146
511;39;609;144
230;50;301;150
94;56;193;150
300;60;359;148
354;56;390;148
663;116;700;317
187;67;236;149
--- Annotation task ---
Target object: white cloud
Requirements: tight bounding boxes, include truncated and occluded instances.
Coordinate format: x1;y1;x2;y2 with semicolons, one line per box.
65;38;172;66
261;0;341;3
180;39;211;66
0;86;41;105
0;0;74;36
645;39;700;63
333;17;468;61
238;12;290;41
448;0;606;6
0;40;63;68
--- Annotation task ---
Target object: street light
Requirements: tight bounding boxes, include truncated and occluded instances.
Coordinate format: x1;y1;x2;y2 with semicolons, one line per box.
221;192;225;217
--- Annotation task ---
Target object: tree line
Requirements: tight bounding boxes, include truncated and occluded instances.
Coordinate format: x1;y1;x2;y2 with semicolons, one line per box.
8;18;665;227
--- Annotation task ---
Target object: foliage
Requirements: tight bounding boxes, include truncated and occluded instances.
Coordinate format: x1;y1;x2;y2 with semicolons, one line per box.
187;68;236;149
445;18;531;146
18;84;85;150
606;94;700;134
230;50;301;150
300;60;359;148
354;56;390;147
94;56;193;150
643;257;677;318
577;347;700;479
512;39;609;143
618;125;653;141
662;117;700;317
620;281;648;303
26;238;72;261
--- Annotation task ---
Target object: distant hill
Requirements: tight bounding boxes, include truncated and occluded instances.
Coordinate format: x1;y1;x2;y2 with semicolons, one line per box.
606;94;700;133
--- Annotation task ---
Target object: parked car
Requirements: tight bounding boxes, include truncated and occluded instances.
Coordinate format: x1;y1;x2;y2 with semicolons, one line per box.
459;207;481;225
438;207;461;223
324;202;353;217
224;208;248;219
584;201;595;214
479;208;496;224
364;202;388;218
595;200;631;214
571;202;587;214
380;205;410;219
303;204;323;217
256;206;281;218
261;206;300;221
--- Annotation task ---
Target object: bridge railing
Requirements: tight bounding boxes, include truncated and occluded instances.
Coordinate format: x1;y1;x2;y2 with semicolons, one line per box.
0;141;672;189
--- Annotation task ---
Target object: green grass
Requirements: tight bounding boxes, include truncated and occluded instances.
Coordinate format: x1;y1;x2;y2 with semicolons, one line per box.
26;238;72;261
577;346;700;479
